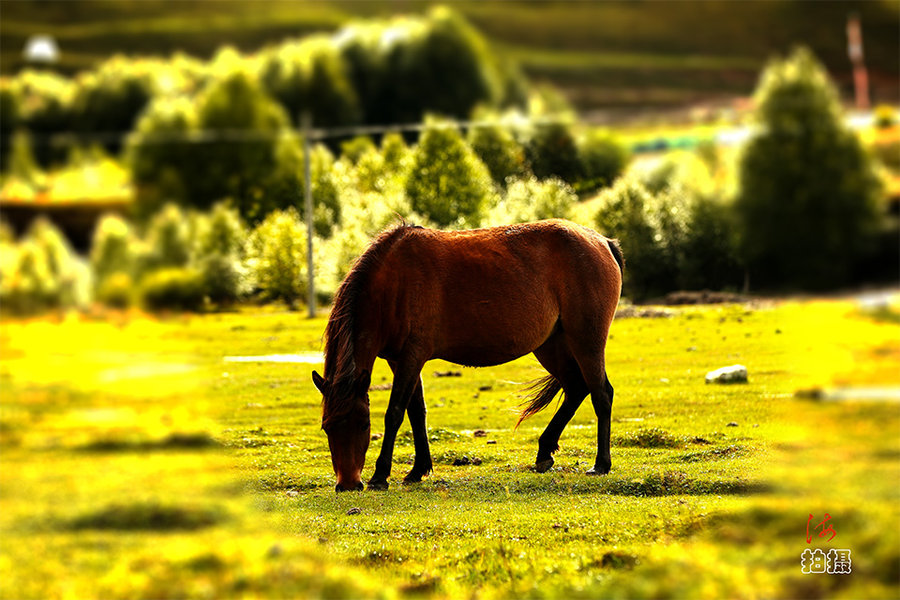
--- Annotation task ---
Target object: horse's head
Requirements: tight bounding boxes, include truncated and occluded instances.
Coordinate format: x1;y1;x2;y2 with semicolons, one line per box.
313;370;371;491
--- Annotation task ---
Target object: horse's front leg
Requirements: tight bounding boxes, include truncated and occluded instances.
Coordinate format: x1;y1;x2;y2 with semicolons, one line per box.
368;359;425;490
403;377;433;483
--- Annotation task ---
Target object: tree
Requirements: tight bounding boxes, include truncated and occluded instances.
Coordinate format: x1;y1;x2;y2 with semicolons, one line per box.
736;48;881;290
526;122;583;185
468;123;526;187
129;69;290;221
594;178;664;300
245;208;308;306
578;129;630;192
405;119;493;228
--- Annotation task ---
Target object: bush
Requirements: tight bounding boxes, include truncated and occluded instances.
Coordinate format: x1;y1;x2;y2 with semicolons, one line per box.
9;70;75;167
340;136;376;164
525;121;583;185
143;203;192;271
196;202;247;258
259;37;360;128
197;254;249;306
139;268;205;312
406;118;494;228
0;81;18;172
677;190;742;291
578;129;630;192
736;48;882;290
96;272;134;309
486;176;575;226
874;104;897;129
380;132;410;172
337;7;503;124
265;140;342;236
594;178;665;300
0;219;89;315
71;56;155;154
468;123;527;187
129;69;289;220
194;202;250;305
90;214;138;288
245;209;308;306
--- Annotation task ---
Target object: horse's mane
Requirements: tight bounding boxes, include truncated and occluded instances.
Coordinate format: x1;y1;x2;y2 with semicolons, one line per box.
322;222;416;426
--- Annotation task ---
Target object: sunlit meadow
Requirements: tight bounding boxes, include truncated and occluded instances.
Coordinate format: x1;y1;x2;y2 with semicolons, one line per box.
1;296;897;599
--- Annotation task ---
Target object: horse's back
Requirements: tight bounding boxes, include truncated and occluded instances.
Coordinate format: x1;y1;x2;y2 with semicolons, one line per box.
377;220;621;366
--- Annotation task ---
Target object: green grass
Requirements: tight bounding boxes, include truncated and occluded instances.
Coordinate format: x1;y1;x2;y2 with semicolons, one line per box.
1;298;898;598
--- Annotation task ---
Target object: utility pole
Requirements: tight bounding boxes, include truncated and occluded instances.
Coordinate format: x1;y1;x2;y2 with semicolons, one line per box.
302;111;316;318
846;14;870;111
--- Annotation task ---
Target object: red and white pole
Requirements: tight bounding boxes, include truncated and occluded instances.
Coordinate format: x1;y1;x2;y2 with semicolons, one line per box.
846;14;870;111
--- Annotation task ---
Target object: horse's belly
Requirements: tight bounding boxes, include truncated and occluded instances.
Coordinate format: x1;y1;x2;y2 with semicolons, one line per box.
434;312;557;367
437;346;528;368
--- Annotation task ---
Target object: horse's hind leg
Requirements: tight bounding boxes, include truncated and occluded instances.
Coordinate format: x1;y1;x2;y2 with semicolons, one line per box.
564;331;614;475
532;331;589;472
587;376;614;475
403;378;433;483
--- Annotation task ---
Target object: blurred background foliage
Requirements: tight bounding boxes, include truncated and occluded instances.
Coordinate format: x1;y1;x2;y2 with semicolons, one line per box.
0;2;898;314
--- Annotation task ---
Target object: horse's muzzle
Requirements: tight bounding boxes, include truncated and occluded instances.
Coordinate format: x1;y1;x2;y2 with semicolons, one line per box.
335;481;364;492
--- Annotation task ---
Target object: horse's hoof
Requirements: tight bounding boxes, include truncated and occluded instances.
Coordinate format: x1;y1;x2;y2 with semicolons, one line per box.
367;479;389;491
534;458;554;473
402;472;423;484
586;465;610;476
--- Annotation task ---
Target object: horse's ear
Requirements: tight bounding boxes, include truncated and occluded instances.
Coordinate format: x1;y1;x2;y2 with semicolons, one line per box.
312;371;327;394
357;370;371;394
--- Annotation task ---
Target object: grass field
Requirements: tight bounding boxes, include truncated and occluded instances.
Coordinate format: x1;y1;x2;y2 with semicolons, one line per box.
1;296;899;598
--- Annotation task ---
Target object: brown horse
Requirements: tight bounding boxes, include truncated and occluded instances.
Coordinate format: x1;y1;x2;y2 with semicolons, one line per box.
312;219;623;491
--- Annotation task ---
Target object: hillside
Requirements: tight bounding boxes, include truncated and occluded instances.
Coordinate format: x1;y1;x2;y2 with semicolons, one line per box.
2;0;898;117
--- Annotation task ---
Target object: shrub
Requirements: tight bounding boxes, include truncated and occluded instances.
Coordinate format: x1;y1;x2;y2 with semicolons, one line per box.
139;268;205;312
70;56;155;154
340;136;376;164
265;140;341;237
259;37;361;128
0;81;18;172
10;70;75;167
677;190;742;291
129;69;289;220
194;202;250;305
245;209;308;306
578;129;630;192
874;104;897;129
28;218;82;305
0;219;89;315
196;202;247;258
90;214;138;288
0;240;56;315
380;132;410;172
96;272;134;309
197;253;249;306
486;176;575;226
594;178;664;300
143;203;192;271
525;121;583;185
127;95;198;219
468;123;527;187
736;48;882;290
406;118;493;228
337;7;503;124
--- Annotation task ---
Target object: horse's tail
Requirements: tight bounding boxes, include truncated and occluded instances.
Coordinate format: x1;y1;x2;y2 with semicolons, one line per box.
515;374;563;428
607;238;625;275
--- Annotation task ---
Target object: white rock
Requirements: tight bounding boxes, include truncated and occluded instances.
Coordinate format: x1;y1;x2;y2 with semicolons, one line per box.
705;364;748;384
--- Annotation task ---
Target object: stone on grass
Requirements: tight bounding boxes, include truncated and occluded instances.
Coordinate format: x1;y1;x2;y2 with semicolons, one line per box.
705;364;748;384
